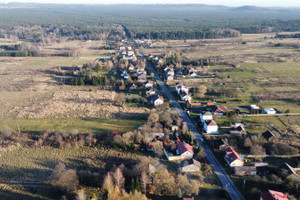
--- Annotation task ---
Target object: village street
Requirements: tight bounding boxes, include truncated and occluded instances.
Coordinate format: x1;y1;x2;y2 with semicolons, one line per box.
131;40;245;200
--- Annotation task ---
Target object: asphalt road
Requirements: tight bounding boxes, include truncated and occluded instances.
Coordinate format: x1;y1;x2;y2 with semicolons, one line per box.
133;42;245;200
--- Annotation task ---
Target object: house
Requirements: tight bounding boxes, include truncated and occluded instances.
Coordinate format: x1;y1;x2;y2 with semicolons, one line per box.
180;91;192;102
264;108;277;114
121;72;129;80
279;163;299;180
189;71;198;78
146;87;156;95
127;46;132;50
129;83;137;90
121;50;127;55
207;105;228;115
137;74;147;82
177;142;194;160
180;159;201;173
262;130;277;141
166;69;174;81
200;111;213;123
128;64;136;71
148;95;164;106
176;82;189;94
250;104;260;110
204;120;218;134
260;190;289;200
127;51;135;56
224;146;244;167
234;166;257;176
144;80;153;88
229;125;247;135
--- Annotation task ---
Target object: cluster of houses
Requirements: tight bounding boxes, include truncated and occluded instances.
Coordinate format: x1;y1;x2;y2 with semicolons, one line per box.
134;39;156;47
115;41;165;107
116;41;137;62
199;105;228;134
250;105;277;114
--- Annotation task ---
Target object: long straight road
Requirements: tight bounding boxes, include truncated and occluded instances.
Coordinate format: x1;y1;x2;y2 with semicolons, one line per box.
133;42;245;200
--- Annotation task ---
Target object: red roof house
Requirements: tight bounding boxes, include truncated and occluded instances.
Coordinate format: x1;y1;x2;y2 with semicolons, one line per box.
224;146;244;167
261;190;289;200
177;142;194;160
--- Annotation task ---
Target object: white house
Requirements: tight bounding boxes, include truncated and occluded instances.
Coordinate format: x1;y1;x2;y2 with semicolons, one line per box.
250;104;260;110
127;51;135;56
175;82;189;94
144;80;154;88
180;92;192;102
149;95;164;106
263;108;276;114
224;146;244;167
200;111;213;123
204;120;218;134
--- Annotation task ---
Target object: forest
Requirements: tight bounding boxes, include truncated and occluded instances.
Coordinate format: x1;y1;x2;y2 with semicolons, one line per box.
1;4;300;40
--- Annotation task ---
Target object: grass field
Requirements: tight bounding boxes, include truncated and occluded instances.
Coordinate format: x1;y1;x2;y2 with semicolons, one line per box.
0;146;145;200
0;118;144;134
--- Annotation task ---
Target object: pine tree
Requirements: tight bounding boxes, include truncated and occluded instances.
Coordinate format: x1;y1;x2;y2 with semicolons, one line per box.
135;177;140;192
130;178;135;193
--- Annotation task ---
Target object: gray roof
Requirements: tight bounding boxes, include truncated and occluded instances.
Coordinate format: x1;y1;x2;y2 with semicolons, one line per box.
180;159;201;168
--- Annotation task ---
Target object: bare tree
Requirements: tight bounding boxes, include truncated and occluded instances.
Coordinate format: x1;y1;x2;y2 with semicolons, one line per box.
196;85;207;98
176;174;199;196
115;92;126;107
140;171;148;194
102;172;114;192
113;168;125;190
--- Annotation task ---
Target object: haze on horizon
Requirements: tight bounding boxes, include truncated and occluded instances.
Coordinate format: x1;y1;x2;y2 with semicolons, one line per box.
0;0;300;8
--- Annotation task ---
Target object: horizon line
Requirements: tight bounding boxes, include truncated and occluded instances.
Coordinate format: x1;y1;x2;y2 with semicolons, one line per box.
1;2;300;9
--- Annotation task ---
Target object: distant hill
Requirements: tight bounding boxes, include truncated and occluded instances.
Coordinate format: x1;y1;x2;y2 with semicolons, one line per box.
233;5;268;12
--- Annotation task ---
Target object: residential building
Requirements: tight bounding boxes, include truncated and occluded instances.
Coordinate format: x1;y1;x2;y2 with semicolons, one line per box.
207;105;228;115
180;159;201;173
148;95;164;106
180;91;192;102
264;108;277;114
229;125;247;135
224;146;244;167
260;190;289;200
262;130;277;141
176;82;189;94
177;142;194;160
200;111;213;123
144;80;154;88
204;120;218;134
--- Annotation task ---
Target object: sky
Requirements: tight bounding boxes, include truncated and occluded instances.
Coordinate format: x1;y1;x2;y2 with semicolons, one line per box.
0;0;299;8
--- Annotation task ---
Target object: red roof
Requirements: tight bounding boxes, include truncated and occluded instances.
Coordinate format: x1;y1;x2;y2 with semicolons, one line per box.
206;120;217;126
177;142;194;155
214;105;228;113
224;146;244;164
111;131;120;135
261;190;289;200
207;101;215;105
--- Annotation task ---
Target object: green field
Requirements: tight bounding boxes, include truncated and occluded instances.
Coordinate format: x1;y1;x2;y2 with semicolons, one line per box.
0;118;143;134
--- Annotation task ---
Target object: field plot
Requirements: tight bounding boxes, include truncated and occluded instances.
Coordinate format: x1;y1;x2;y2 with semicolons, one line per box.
147;33;300;113
0;40;148;119
0;146;145;200
0;118;143;135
